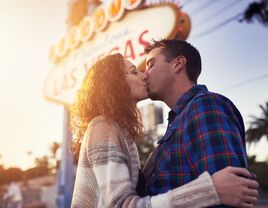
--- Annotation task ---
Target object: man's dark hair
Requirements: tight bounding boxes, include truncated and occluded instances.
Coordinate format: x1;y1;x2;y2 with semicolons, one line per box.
145;39;202;84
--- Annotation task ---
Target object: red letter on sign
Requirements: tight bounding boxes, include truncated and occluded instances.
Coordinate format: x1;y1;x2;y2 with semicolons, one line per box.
124;40;136;60
139;30;149;56
109;47;120;55
70;67;77;88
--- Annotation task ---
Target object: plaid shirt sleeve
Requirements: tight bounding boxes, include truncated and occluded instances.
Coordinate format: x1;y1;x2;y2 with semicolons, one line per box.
183;93;247;176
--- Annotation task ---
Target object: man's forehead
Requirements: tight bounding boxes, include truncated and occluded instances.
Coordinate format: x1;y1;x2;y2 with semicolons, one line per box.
146;47;164;62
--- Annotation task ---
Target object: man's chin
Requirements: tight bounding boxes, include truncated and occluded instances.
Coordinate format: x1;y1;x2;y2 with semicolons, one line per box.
148;91;159;101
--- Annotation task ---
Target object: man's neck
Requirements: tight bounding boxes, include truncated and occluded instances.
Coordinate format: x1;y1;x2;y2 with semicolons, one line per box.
163;82;195;109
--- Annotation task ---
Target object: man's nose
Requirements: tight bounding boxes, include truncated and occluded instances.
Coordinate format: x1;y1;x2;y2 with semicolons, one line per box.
144;68;151;76
141;72;148;82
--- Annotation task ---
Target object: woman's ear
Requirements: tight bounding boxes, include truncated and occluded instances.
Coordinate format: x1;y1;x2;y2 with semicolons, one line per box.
173;55;186;73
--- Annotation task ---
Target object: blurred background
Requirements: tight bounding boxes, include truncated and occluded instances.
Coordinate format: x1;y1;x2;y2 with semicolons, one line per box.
0;0;268;207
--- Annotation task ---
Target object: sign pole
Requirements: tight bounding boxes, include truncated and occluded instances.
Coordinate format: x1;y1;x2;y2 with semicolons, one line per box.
56;107;75;208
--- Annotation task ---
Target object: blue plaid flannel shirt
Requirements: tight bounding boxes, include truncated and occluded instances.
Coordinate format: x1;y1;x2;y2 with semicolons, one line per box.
144;85;248;208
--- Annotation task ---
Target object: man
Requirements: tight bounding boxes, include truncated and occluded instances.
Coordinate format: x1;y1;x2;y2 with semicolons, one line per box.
3;181;23;208
143;39;250;207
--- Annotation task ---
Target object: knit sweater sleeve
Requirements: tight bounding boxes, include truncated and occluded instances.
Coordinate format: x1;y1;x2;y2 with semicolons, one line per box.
151;172;221;208
86;117;220;208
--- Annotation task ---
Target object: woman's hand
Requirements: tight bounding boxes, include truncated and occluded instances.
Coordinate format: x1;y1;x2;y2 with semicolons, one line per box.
212;166;259;208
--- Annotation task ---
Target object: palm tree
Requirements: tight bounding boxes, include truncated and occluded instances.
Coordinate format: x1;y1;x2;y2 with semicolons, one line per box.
26;151;34;168
49;142;60;174
241;0;268;26
246;102;268;144
0;154;3;170
50;142;60;160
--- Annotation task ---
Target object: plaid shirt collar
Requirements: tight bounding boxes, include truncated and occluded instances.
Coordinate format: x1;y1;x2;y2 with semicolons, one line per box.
171;84;208;116
159;85;209;144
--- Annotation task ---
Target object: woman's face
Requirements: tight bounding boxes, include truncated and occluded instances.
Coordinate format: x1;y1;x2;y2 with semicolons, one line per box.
124;59;148;102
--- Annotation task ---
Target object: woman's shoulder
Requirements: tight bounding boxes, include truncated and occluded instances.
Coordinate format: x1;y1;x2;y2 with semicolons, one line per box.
85;116;123;145
88;115;119;131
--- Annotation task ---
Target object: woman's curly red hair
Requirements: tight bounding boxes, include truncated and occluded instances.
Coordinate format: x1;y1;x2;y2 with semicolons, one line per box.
70;53;143;155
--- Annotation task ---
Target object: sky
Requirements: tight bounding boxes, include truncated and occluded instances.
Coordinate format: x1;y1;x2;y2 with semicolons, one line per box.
0;0;267;170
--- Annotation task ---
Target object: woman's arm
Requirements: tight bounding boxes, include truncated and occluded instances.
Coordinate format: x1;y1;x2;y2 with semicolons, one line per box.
85;118;258;208
166;167;258;208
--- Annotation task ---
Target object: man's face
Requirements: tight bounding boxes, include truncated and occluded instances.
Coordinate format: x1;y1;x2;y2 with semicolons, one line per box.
145;47;173;101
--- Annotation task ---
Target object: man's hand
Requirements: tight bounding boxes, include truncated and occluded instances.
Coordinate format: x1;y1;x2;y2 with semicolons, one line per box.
212;166;259;208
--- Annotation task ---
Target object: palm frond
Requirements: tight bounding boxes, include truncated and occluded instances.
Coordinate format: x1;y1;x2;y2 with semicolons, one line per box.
246;102;268;144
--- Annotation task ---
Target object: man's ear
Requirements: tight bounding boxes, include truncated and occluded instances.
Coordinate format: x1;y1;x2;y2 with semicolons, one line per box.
173;55;186;73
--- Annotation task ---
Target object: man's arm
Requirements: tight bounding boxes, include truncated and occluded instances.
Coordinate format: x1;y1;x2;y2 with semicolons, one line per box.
183;94;247;176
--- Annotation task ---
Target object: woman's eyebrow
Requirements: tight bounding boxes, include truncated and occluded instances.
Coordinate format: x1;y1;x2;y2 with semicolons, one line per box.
130;65;137;70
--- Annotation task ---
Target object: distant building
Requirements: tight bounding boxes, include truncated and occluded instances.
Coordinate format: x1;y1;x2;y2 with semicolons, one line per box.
138;99;169;139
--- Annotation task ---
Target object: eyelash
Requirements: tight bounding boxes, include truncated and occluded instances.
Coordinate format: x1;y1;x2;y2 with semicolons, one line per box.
130;67;138;74
147;62;154;69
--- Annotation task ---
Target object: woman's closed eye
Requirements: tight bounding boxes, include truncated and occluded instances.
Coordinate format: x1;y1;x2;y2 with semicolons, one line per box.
130;66;138;74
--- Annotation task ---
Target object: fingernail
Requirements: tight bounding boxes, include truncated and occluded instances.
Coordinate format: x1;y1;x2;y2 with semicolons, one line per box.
250;172;257;179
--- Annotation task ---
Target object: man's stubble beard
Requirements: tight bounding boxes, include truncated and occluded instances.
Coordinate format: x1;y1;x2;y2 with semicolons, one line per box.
147;88;161;101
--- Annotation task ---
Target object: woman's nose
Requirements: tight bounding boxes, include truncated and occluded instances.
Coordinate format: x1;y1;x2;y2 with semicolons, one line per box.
139;72;146;80
141;73;149;85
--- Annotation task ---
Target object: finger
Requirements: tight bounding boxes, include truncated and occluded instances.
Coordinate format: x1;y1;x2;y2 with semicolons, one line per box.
245;189;258;197
239;202;254;208
239;177;259;189
225;166;251;177
246;179;259;189
241;194;258;203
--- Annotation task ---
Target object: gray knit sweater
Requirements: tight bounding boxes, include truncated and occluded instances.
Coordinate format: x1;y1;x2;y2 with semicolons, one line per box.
71;116;220;208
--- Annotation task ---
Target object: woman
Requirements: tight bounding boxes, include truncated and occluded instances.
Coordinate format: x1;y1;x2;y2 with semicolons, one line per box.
70;53;258;208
